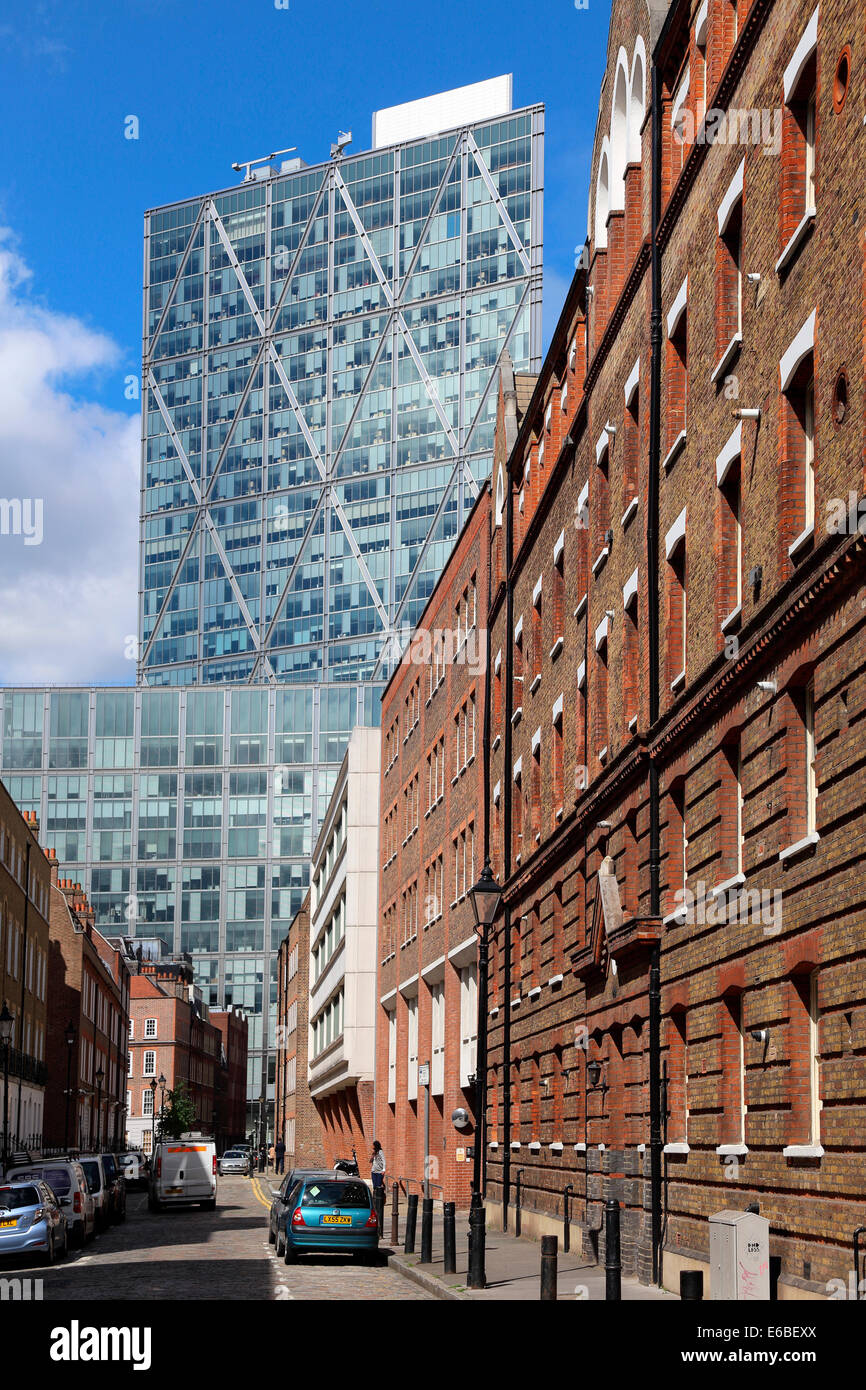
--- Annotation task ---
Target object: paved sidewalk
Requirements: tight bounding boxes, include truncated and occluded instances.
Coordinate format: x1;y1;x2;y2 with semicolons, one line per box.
384;1204;678;1302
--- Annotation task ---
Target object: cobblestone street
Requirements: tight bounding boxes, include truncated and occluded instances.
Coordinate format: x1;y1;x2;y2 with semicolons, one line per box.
2;1177;432;1302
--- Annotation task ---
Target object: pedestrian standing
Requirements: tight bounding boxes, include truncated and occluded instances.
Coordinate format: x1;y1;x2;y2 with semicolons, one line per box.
258;1141;267;1173
370;1140;385;1190
268;1142;276;1169
275;1137;286;1175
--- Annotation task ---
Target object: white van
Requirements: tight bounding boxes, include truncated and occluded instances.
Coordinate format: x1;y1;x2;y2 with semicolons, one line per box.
148;1134;217;1212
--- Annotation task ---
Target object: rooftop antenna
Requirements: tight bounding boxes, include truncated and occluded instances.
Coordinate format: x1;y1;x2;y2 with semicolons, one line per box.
330;130;352;160
231;147;297;182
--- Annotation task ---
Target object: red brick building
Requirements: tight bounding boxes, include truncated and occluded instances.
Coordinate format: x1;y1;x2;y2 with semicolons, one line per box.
127;951;220;1153
0;792;51;1152
375;477;503;1205
211;1007;249;1150
275;893;326;1168
44;871;131;1152
485;0;866;1298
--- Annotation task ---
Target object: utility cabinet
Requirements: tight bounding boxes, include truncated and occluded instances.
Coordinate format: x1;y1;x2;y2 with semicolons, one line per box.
709;1210;770;1300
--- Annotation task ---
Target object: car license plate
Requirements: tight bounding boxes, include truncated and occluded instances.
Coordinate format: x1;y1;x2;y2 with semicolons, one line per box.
0;1218;17;1228
322;1214;351;1225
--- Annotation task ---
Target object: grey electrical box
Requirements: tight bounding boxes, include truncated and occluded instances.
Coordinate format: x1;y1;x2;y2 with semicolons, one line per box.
709;1209;770;1300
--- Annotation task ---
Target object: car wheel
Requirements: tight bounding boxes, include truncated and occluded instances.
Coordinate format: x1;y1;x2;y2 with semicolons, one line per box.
275;1228;285;1257
201;1198;217;1211
85;1219;96;1243
44;1234;56;1266
284;1242;297;1265
268;1222;276;1244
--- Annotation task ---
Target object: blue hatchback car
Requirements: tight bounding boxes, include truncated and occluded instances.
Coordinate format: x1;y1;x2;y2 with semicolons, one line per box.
283;1178;379;1264
0;1181;68;1264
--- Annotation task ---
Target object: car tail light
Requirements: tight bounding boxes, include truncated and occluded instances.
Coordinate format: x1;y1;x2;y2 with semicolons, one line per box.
364;1211;379;1228
212;1155;217;1175
291;1208;306;1226
155;1156;162;1178
73;1192;82;1213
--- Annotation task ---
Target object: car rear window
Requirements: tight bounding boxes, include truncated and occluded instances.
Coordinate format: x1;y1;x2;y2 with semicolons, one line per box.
80;1162;102;1190
0;1187;40;1210
11;1167;72;1196
301;1181;371;1208
102;1156;117;1181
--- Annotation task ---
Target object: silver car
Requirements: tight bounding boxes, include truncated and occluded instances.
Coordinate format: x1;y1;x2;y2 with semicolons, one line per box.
218;1148;250;1175
0;1180;68;1264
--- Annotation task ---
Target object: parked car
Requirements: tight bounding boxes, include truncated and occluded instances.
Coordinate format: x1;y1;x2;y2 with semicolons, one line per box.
268;1168;334;1254
149;1135;217;1211
117;1150;149;1189
0;1180;69;1265
99;1153;126;1223
282;1177;380;1264
78;1156;112;1231
218;1149;249;1176
3;1160;95;1247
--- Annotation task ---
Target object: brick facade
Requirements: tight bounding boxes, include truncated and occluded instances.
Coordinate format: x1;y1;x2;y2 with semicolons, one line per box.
484;0;866;1298
43;865;131;1152
376;480;500;1206
0;790;51;1150
275;893;327;1168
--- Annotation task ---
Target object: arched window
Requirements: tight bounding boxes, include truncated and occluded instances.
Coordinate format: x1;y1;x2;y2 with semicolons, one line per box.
494;465;505;529
610;52;630;210
595;142;611;249
629;41;646;163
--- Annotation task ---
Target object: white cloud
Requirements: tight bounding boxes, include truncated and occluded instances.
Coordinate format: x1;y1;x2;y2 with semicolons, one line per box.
0;230;139;684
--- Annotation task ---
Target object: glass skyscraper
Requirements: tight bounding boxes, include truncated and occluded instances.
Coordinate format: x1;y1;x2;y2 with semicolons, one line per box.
2;80;542;1116
140;80;543;685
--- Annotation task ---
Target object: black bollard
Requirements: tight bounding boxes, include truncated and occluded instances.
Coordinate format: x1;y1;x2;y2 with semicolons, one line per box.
404;1192;418;1253
443;1201;457;1274
420;1196;434;1263
373;1185;385;1232
515;1169;524;1238
605;1198;622;1300
540;1235;558;1300
390;1181;399;1245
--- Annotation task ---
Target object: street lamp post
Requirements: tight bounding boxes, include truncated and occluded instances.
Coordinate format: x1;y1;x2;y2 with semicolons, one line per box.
63;1022;76;1152
149;1078;157;1156
467;862;502;1291
94;1065;104;1149
158;1073;166;1142
0;1002;13;1169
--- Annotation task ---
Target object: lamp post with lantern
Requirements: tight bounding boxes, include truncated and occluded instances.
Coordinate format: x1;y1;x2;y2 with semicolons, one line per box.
466;861;502;1290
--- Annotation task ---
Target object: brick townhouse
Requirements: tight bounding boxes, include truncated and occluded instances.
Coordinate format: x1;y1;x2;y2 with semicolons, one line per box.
485;0;866;1298
211;1006;249;1149
126;946;221;1152
44;871;132;1151
0;787;51;1151
375;476;503;1205
275;892;326;1168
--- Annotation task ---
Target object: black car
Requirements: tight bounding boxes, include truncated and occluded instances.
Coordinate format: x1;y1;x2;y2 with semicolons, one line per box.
99;1153;126;1223
267;1168;333;1256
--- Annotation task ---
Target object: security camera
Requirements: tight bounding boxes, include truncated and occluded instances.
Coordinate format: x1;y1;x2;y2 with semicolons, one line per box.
750;1028;769;1045
756;680;777;695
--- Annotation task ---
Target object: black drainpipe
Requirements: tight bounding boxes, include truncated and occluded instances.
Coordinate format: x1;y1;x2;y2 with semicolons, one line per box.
647;57;664;1288
501;460;515;1229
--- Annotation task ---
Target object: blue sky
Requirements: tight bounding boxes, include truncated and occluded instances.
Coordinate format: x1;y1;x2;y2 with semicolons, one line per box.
0;0;611;682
